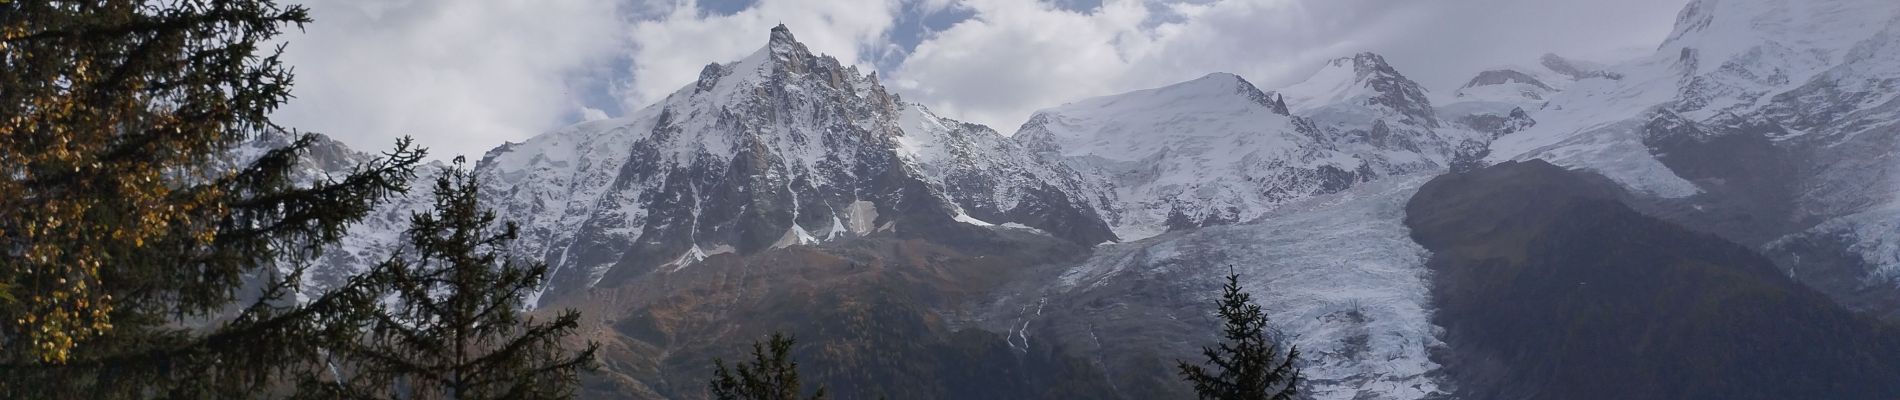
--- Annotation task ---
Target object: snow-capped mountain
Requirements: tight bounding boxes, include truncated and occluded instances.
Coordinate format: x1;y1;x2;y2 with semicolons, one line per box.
439;25;1114;297
1491;0;1897;195
1276;52;1492;174
1281;53;1438;129
1446;54;1616;107
1434;54;1617;144
241;0;1900;397
1012;73;1316;238
984;0;1900;397
1013;57;1469;239
983;53;1481;400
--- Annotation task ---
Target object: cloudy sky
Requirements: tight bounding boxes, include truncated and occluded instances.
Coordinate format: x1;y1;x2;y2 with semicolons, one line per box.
272;0;1691;160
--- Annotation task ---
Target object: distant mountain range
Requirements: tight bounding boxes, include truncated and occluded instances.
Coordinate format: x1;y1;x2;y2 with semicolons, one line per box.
271;0;1900;398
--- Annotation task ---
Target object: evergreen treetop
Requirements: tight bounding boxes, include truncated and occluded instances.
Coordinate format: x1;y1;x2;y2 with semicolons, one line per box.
712;332;827;400
1177;271;1303;400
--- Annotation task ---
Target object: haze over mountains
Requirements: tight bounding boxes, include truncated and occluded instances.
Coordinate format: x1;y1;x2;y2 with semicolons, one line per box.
272;0;1900;398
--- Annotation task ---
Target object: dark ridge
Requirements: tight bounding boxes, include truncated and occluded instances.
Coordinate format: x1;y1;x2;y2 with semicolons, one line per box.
1460;69;1555;91
1405;160;1900;400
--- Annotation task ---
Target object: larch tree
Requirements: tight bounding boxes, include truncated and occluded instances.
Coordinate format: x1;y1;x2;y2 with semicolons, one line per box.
1;0;425;398
1176;271;1303;400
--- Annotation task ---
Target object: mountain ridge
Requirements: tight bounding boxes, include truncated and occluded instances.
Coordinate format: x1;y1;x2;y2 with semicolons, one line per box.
260;1;1900;397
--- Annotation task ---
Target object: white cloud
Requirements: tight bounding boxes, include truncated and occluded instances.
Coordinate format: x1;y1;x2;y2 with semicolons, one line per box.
619;0;902;110
890;0;1688;133
581;106;611;121
273;0;626;160
271;0;1690;158
887;1;1142;129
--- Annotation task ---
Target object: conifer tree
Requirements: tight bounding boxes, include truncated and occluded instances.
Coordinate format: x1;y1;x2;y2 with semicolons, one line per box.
1177;271;1303;400
1;0;424;397
307;158;597;399
711;333;827;400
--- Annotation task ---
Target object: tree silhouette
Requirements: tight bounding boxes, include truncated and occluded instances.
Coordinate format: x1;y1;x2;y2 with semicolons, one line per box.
712;333;827;400
1176;271;1302;400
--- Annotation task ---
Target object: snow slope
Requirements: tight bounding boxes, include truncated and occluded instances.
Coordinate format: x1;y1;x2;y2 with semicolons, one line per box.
1015;62;1461;239
1489;0;1900;196
1013;73;1320;239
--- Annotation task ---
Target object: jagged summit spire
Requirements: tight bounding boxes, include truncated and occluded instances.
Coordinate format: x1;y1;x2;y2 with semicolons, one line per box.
767;23;805;58
763;23;816;68
1280;51;1437;127
769;23;795;44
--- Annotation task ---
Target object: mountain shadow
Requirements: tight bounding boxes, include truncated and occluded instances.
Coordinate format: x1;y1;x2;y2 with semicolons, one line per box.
1405;160;1900;400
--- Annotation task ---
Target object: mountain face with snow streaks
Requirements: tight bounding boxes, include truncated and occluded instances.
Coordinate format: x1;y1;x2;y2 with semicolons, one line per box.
462;25;1115;297
244;0;1900;397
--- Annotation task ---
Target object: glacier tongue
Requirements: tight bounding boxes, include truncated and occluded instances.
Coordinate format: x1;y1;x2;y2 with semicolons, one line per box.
1009;176;1447;400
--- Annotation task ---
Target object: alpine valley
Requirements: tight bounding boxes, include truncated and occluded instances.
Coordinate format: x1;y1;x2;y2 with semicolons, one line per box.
272;0;1900;398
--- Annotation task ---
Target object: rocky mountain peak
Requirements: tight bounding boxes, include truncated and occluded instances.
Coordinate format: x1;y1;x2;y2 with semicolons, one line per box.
435;24;1118;296
1354;54;1439;128
769;23;795;46
1283;52;1438;128
766;24;819;69
687;24;894;107
1343;52;1397;79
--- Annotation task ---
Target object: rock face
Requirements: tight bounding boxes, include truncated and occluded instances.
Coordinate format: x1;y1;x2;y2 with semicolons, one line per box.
1406;160;1900;400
